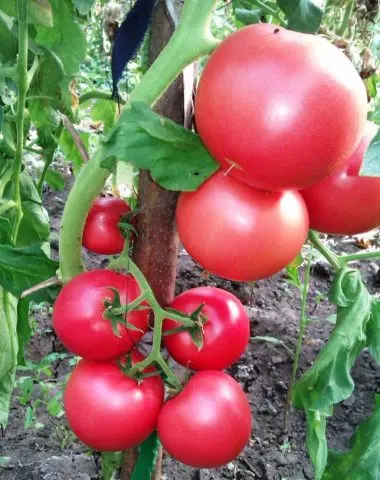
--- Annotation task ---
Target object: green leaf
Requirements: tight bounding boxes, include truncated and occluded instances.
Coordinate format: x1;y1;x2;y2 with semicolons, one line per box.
35;0;86;77
72;0;97;15
17;299;31;366
82;98;117;135
29;0;54;27
360;127;380;177
0;288;18;428
0;244;58;297
293;268;372;478
277;0;323;33
232;0;263;26
44;169;65;191
0;216;11;244
306;410;328;480
131;432;160;480
101;452;123;480
101;102;218;191
59;129;90;175
17;172;50;247
323;395;380;480
366;299;380;364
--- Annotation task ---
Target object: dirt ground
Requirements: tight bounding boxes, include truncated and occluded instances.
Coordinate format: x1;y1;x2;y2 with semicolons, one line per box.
0;181;379;480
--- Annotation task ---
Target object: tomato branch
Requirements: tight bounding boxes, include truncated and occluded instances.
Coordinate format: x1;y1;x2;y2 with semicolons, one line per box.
59;0;220;283
340;250;380;264
308;230;342;271
285;250;313;431
11;0;29;244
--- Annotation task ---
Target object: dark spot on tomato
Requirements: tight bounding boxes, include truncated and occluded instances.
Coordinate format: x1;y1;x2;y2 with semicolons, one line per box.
274;28;280;33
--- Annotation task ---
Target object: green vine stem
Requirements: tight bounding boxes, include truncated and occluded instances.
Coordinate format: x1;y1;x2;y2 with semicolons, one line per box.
308;230;342;271
37;122;64;196
11;0;28;243
79;89;127;105
340;250;380;264
59;0;220;283
285;251;313;431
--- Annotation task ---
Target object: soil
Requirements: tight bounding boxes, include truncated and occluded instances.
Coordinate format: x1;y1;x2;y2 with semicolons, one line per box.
1;180;379;480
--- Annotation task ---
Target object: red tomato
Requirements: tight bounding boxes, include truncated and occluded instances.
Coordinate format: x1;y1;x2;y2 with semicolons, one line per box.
53;270;149;360
163;287;250;370
195;23;367;191
83;196;131;254
300;122;380;235
157;371;251;467
64;351;164;451
176;170;309;282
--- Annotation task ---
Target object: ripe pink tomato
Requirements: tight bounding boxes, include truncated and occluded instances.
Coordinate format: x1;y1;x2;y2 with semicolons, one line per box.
195;23;367;191
53;269;149;360
157;371;252;468
83;196;131;254
176;170;309;282
64;351;164;451
163;287;250;370
300;122;380;235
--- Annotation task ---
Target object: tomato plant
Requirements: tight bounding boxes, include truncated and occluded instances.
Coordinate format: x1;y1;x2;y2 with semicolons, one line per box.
163;287;250;370
0;1;379;480
157;371;252;468
82;196;132;255
64;350;164;452
176;170;309;281
300;122;380;235
53;270;149;361
195;23;368;191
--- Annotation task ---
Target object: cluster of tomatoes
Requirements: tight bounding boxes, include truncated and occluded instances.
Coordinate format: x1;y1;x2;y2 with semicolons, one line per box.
53;196;252;467
53;22;379;471
177;23;379;283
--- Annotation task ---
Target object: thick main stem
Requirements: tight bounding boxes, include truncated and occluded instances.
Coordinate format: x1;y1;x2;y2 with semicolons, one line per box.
58;0;219;283
308;231;342;271
11;0;28;243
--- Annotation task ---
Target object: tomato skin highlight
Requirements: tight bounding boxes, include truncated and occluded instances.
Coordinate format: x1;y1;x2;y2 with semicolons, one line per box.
176;170;309;282
195;23;367;191
163;287;250;370
53;270;149;361
158;371;252;468
83;196;131;255
64;351;164;452
300;122;380;235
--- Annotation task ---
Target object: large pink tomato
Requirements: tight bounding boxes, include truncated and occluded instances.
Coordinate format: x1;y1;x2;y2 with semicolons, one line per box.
301;122;380;235
157;371;252;468
53;270;149;360
176;170;309;282
64;351;164;451
163;287;250;370
195;23;367;191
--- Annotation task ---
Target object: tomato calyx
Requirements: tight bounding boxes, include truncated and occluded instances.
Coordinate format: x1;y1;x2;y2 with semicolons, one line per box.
117;211;139;239
164;303;208;350
102;287;147;337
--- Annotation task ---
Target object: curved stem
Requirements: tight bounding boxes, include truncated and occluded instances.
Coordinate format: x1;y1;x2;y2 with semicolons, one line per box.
285;251;312;430
79;89;126;105
11;0;28;243
340;250;380;264
308;230;342;271
59;0;219;283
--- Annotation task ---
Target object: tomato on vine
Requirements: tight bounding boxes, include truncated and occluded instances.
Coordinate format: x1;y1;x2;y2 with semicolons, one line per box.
158;371;252;467
195;23;367;191
163;287;250;370
53;270;149;360
64;350;164;451
300;122;380;235
176;170;309;282
82;196;132;255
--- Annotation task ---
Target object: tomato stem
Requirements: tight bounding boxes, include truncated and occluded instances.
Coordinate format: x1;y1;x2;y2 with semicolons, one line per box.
285;250;313;431
308;230;342;271
340;250;380;264
58;0;220;283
